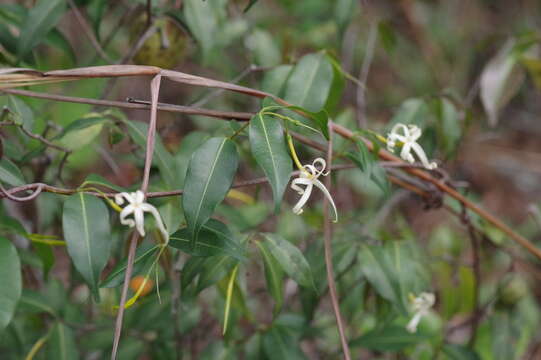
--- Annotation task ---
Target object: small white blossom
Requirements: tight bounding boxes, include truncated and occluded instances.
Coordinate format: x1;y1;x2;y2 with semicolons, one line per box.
291;158;338;222
387;123;437;170
115;190;169;242
406;292;435;333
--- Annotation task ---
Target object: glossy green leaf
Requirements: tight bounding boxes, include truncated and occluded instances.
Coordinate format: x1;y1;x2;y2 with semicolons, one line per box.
256;241;284;315
169;219;244;260
46;322;79;360
183;137;239;249
350;325;428;351
56;117;105;150
261;233;314;288
17;0;66;59
262;326;307;360
101;245;159;288
0;158;25;187
0;237;22;331
284;52;334;113
62;193;111;301
249;111;292;212
174;131;208;187
123;119;177;187
180;254;238;294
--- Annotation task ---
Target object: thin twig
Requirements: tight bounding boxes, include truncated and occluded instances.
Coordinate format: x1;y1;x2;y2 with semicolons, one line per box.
0;165;358;201
1;89;252;120
110;232;139;360
323;122;351;360
67;0;113;63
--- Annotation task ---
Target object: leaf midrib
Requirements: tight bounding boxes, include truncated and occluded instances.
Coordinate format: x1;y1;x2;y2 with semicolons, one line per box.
258;114;280;198
191;139;226;238
79;193;95;288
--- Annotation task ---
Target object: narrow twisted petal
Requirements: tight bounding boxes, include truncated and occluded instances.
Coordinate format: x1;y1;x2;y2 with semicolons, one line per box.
313;179;338;222
119;205;135;228
292;182;313;215
133;208;146;237
141;203;169;243
408;125;422;141
312;158;328;177
410;142;437;169
406;312;423;333
400;142;415;163
115;192;134;205
391;123;410;137
291;177;311;194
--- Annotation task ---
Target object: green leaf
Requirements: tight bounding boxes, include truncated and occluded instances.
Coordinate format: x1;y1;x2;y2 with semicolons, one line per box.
19;289;57;316
183;137;239;249
261;233;314;288
256;241;284;315
169;219;244;260
56;117;105;150
81;173;125;193
17;0;66;60
196;255;238;293
432;97;461;155
347;141;390;196
284;52;334;113
350;325;429;351
100;245;160;288
358;242;429;315
0;237;22;331
246;29;281;67
249;111;292;212
46;322;79;360
261;65;293;96
62;193;111;301
7;95;34;130
0;158;25;187
262;326;307;360
480;39;525;127
442;344;481;360
123;119;177;187
183;0;227;62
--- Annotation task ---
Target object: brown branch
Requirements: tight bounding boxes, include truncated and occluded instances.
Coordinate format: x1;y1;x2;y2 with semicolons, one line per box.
1;65;538;261
111;231;139;359
323;122;351;360
1;89;253;121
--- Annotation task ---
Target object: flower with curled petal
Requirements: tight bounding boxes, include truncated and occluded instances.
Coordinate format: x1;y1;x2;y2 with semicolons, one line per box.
115;190;169;243
291;158;338;222
387;123;437;170
406;292;435;333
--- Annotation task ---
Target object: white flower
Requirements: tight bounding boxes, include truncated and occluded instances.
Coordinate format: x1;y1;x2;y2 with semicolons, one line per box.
291;158;338;222
387;123;438;170
115;190;169;243
406;292;435;333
